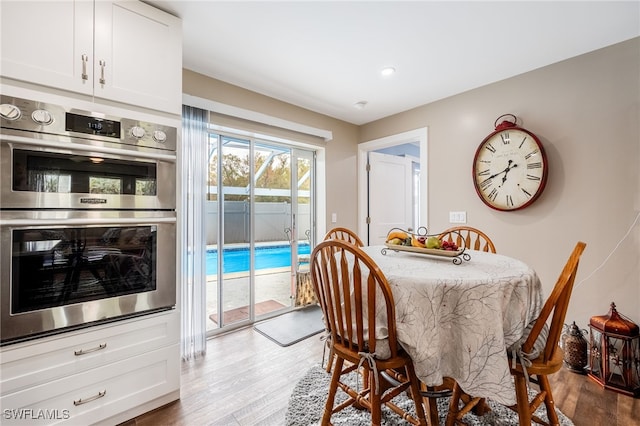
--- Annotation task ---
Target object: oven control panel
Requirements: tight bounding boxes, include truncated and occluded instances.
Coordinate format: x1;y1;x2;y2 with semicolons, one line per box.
0;95;177;152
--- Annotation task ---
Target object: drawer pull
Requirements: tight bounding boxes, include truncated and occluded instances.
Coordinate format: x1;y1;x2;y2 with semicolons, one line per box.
74;343;107;356
73;390;106;406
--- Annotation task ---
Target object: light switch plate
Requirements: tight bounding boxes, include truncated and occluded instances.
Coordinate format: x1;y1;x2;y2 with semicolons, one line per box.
449;211;467;223
331;213;337;223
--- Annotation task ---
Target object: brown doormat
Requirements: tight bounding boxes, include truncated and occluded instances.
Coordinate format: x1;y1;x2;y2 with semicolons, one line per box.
209;299;286;324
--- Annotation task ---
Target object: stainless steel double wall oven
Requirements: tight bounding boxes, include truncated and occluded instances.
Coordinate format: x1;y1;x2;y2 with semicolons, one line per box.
0;94;177;345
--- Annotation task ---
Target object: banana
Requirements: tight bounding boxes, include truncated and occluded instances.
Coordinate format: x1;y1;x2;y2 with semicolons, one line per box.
411;236;426;248
386;230;408;242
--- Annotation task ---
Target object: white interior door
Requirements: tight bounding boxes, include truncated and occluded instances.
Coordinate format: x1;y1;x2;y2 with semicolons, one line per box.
367;151;413;245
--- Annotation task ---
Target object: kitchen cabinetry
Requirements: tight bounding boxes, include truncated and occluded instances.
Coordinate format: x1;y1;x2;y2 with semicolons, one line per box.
0;311;180;425
0;1;182;114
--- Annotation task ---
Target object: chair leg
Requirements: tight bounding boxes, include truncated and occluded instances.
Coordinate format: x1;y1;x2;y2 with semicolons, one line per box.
322;356;344;425
421;387;440;426
370;369;382;426
538;374;560;426
446;382;462;426
513;374;532;426
406;367;428;426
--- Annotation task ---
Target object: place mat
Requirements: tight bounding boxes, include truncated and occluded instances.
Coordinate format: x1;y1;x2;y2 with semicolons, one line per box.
285;365;575;426
254;304;324;347
209;299;285;324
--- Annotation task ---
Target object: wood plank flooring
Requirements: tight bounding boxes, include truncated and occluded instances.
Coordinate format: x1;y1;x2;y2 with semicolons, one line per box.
122;326;638;425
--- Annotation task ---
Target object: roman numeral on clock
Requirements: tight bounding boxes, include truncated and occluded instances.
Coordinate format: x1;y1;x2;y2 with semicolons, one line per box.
518;136;528;149
525;149;539;160
477;169;490;176
488;188;498;201
521;187;532;198
527;162;542;169
500;133;511;144
485;143;496;153
480;178;493;190
506;195;513;207
526;174;541;181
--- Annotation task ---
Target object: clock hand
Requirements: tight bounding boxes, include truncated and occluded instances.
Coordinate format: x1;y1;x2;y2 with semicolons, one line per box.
501;163;518;185
489;160;517;179
489;168;508;179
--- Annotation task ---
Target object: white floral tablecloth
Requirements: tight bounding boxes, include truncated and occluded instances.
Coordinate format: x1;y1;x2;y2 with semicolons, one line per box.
361;246;544;405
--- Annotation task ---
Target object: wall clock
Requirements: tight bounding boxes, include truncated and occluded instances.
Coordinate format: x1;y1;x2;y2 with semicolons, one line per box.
472;114;548;211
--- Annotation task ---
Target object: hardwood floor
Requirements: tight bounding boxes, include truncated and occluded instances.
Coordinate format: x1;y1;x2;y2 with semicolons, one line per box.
122;327;638;425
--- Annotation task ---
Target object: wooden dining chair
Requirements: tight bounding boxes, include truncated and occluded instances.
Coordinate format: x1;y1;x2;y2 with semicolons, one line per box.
320;227;364;371
447;241;587;426
439;226;496;253
310;239;427;426
323;226;365;247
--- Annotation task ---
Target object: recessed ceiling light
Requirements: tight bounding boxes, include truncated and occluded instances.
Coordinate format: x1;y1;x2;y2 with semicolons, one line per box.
354;101;368;110
381;67;396;76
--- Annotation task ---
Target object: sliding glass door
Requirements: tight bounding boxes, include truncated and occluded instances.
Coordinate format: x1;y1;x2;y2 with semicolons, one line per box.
206;133;315;333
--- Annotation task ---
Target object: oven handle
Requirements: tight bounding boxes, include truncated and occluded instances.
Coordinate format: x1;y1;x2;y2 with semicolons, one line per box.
2;134;176;162
0;216;176;226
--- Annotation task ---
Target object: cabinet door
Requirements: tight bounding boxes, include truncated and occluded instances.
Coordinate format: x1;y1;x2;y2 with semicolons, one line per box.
94;1;182;114
0;0;94;95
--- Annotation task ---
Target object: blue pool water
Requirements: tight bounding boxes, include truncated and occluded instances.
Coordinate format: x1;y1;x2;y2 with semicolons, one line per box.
206;244;310;275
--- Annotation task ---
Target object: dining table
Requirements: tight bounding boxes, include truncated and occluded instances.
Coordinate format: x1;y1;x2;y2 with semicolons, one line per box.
361;245;544;406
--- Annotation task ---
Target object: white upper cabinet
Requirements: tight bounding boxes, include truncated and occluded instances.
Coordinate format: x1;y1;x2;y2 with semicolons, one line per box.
0;1;182;114
94;1;182;114
0;1;94;95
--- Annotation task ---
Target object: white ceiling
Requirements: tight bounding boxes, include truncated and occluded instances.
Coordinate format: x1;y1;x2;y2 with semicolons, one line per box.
146;1;640;125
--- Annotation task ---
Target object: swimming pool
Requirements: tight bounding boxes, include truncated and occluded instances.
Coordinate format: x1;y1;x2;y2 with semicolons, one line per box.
206;244;310;275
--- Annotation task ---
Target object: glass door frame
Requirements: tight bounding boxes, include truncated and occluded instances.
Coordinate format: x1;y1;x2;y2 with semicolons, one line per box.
289;148;315;307
206;130;317;336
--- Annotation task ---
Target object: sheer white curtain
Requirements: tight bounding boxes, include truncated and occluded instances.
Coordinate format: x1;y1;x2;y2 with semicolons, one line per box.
180;105;208;360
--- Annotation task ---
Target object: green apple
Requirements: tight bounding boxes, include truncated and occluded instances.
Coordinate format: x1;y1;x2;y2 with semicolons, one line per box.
426;236;441;249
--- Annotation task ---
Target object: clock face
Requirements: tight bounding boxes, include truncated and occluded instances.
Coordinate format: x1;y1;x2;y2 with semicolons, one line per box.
473;127;547;211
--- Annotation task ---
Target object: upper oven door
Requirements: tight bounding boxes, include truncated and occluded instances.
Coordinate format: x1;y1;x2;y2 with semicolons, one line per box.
0;129;176;210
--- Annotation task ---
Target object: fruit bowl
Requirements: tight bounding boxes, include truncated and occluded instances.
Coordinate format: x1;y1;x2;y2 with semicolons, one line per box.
382;226;470;264
383;243;464;258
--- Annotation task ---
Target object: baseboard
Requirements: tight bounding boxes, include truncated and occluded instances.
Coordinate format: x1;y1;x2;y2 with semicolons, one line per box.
94;389;181;426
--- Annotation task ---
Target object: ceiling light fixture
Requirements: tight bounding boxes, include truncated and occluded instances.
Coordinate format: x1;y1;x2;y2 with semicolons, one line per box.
354;101;368;110
381;67;396;76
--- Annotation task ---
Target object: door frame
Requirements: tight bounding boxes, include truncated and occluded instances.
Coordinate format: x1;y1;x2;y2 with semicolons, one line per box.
357;127;428;245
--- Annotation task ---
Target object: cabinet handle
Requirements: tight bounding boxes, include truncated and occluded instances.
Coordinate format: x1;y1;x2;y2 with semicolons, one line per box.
73;390;106;406
74;342;107;356
81;54;89;81
99;60;106;85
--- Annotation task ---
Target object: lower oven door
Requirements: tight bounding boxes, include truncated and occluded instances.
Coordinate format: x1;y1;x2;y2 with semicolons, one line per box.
0;210;176;345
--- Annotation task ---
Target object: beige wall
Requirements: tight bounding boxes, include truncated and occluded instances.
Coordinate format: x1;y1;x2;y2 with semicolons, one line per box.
360;38;640;328
183;37;639;329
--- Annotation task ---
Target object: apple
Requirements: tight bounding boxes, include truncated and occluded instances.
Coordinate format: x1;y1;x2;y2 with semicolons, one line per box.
426;236;441;249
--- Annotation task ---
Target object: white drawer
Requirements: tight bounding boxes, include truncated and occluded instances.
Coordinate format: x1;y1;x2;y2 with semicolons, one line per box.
1;343;180;426
0;310;179;395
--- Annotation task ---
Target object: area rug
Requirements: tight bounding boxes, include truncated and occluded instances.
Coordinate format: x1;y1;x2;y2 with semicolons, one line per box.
254;304;324;347
285;365;575;426
209;299;285;324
